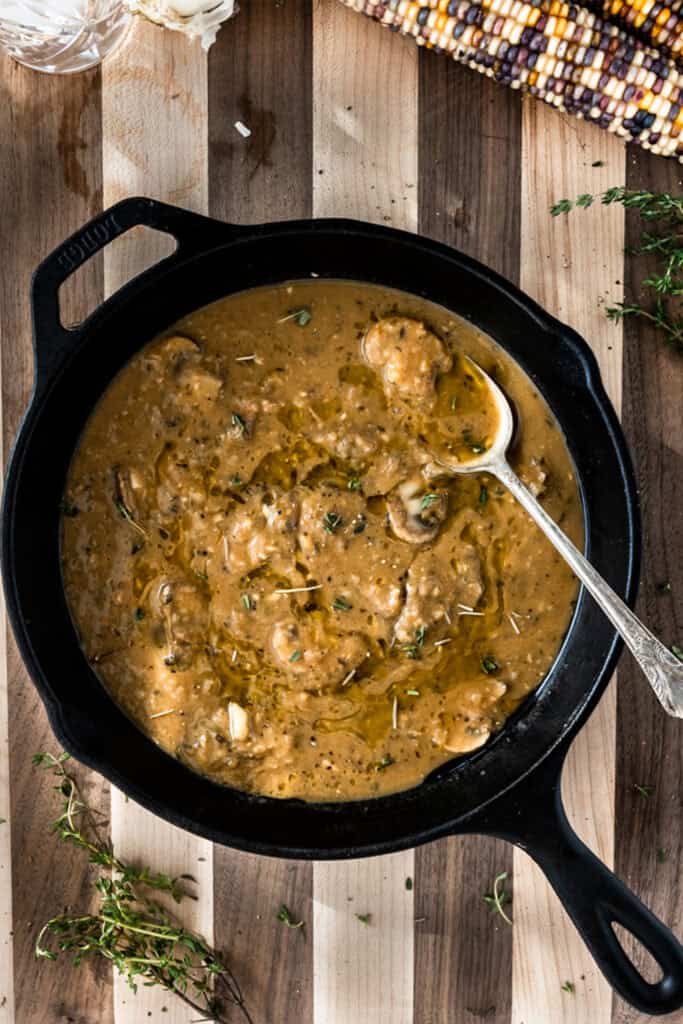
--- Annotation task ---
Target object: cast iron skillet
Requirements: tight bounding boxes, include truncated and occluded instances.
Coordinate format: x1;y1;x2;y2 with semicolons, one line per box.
3;197;682;1015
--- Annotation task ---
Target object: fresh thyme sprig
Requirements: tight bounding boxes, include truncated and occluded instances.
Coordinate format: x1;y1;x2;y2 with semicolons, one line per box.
483;871;512;925
276;904;304;931
33;752;253;1024
551;188;683;352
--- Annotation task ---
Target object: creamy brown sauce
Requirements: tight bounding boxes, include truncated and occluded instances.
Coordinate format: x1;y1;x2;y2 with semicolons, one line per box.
61;281;582;801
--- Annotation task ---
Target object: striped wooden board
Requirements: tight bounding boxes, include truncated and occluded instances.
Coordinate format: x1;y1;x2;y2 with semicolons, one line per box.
0;2;681;1020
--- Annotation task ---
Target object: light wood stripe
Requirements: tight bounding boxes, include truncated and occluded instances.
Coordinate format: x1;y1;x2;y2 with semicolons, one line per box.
314;852;415;1023
516;105;625;1024
416;57;521;1024
207;6;314;1018
311;5;416;1022
312;1;418;231
101;21;213;1024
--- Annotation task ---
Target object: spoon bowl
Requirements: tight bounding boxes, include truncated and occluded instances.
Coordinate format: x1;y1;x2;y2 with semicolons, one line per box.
433;358;515;474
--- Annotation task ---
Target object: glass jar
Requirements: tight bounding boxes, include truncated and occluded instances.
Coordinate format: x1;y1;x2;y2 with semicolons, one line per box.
0;0;132;74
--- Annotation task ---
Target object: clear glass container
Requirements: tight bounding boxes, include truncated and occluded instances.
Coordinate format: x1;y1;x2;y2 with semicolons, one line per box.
0;0;132;74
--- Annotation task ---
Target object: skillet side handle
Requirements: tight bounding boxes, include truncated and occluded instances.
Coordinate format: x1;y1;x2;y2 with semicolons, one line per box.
31;196;237;388
473;762;683;1016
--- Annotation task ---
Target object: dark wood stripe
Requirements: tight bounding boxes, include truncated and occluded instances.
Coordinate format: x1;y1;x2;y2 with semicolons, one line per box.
0;60;111;1024
613;152;683;1024
418;60;521;282
208;5;313;1020
208;0;313;224
212;850;312;1021
415;56;521;1024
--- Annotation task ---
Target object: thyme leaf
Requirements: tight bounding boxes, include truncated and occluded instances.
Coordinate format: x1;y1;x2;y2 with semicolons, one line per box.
278;307;311;327
277;905;304;929
355;913;371;925
561;981;575;994
419;493;440;511
401;625;426;660
322;511;343;534
481;654;499;674
231;412;248;438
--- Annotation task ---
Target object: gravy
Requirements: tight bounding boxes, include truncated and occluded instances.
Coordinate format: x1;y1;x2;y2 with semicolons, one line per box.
61;281;582;800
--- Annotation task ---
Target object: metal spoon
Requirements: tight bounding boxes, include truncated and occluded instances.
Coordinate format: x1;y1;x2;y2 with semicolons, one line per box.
430;360;683;718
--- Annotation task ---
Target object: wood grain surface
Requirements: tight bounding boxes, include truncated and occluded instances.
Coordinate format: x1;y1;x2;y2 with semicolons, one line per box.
0;3;681;1022
516;105;625;1024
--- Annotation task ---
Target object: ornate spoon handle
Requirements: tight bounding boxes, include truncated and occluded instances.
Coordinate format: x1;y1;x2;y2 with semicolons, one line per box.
493;459;683;718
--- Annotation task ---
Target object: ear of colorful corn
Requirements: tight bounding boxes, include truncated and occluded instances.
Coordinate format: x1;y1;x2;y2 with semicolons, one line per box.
340;0;683;161
594;0;683;64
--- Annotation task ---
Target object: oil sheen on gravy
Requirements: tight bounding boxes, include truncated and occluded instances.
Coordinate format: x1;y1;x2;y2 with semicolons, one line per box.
61;281;583;801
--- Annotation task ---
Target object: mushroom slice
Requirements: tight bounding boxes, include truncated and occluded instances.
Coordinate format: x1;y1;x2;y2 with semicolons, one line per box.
387;477;447;545
114;466;149;532
434;679;508;753
440;720;491;753
151;575;209;669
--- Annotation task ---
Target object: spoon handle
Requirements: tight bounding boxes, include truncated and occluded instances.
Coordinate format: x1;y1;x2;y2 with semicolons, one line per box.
494;460;683;718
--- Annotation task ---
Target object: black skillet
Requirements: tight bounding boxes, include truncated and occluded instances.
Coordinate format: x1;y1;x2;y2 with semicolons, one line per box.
2;197;682;1016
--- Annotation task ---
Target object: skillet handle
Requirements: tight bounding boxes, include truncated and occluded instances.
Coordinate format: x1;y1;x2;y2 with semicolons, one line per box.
470;752;683;1015
31;196;236;387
